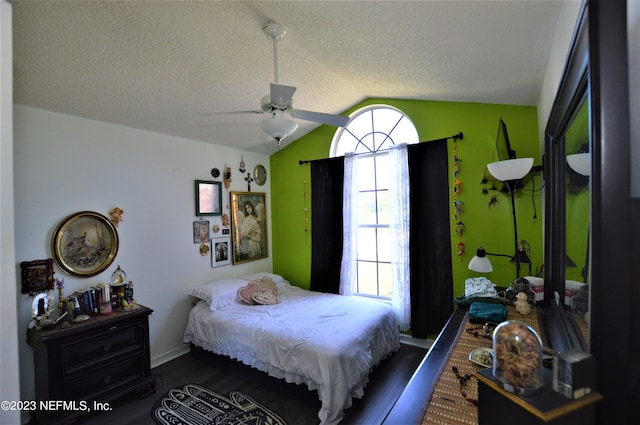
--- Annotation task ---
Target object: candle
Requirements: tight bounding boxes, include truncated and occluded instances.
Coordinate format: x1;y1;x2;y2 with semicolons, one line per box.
56;278;64;289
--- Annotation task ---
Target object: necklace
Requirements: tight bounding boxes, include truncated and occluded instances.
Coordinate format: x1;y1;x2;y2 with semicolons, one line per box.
451;365;478;406
465;321;498;339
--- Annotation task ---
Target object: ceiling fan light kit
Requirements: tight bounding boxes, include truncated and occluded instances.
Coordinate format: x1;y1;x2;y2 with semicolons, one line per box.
260;115;298;143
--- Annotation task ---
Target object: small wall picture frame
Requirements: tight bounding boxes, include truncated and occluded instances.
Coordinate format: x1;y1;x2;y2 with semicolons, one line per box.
20;259;55;295
193;220;210;244
211;236;231;267
195;180;222;216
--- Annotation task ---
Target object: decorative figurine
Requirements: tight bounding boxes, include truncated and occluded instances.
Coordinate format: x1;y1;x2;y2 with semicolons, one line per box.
55;277;65;317
515;292;531;315
456;242;465;261
109;207;124;227
239;155;246;173
111;265;127;285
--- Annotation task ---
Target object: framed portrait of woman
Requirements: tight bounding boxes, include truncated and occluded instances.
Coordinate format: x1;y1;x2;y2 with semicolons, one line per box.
230;192;268;264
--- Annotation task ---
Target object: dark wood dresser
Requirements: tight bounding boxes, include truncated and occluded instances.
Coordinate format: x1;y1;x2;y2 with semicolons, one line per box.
27;305;156;425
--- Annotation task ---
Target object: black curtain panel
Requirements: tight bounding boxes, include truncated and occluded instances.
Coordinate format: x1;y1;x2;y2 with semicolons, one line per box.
309;157;344;293
307;141;453;336
408;139;454;338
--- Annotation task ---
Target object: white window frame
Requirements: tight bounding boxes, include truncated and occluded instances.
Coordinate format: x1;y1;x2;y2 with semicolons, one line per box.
331;105;418;299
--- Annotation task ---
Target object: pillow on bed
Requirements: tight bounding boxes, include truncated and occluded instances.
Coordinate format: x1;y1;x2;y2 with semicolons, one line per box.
190;278;249;311
237;280;262;305
242;272;286;286
238;277;279;305
258;276;277;294
252;287;279;305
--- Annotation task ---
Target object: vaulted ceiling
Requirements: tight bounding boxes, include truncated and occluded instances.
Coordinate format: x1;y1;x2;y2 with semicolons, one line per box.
12;0;564;155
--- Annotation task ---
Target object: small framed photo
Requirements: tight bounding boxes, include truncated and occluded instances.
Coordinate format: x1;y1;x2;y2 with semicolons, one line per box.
193;220;210;244
195;180;222;216
211;236;231;267
20;259;55;295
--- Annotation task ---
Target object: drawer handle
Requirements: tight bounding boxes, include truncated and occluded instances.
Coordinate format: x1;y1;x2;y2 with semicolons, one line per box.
103;343;112;352
104;375;112;384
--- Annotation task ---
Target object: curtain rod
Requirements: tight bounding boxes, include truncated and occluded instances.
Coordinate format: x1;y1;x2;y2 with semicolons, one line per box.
298;131;463;165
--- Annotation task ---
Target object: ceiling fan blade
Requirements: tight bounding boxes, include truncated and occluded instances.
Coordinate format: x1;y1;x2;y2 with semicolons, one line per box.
270;83;296;107
292;109;349;127
197;110;264;117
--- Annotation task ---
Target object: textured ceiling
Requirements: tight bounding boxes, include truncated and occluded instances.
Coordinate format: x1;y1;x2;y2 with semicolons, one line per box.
12;0;564;155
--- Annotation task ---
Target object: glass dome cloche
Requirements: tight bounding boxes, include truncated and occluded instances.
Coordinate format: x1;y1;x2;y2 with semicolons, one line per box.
492;320;544;396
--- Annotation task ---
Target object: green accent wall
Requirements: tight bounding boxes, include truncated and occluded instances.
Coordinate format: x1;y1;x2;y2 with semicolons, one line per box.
270;98;542;301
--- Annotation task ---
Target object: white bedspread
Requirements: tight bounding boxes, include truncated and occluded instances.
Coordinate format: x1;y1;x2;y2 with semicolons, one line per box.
183;280;400;425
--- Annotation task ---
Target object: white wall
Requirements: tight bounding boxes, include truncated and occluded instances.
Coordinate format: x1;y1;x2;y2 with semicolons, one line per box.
1;1;22;425
537;0;583;152
14;105;272;404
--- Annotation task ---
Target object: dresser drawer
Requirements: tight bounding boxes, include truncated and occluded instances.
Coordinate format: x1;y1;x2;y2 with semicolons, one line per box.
62;322;143;374
29;305;155;425
63;353;144;400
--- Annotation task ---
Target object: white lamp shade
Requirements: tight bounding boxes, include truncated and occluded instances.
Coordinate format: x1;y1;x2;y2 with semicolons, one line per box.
567;153;591;176
487;158;534;181
260;117;298;140
468;254;493;273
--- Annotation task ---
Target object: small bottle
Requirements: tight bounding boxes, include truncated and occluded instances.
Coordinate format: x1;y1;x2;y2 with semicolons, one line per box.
73;297;82;318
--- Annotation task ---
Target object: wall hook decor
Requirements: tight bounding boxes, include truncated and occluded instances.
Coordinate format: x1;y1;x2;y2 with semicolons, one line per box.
223;166;232;189
245;172;254;192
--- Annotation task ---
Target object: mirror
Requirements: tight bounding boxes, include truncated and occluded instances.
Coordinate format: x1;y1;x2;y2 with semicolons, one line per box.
564;93;590;348
543;1;633;421
541;1;589;352
195;180;222;216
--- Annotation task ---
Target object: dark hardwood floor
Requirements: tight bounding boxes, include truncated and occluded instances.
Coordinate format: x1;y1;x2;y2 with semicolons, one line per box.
71;342;427;425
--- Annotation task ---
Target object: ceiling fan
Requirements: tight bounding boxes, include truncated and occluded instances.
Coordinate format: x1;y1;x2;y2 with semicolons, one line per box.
198;22;349;147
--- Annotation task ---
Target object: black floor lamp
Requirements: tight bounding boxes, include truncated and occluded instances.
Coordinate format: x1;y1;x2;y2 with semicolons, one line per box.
468;158;534;280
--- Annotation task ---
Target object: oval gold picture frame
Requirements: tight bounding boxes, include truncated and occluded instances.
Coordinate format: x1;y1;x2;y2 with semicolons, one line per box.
52;211;119;277
253;164;267;186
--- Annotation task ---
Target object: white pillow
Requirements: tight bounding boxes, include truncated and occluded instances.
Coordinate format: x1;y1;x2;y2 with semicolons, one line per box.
189;277;249;311
242;273;288;287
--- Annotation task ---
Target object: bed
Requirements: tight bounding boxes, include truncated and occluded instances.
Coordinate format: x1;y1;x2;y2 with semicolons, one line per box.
183;273;400;425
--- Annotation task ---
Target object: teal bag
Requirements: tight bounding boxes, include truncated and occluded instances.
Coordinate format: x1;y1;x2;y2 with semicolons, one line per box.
468;302;507;323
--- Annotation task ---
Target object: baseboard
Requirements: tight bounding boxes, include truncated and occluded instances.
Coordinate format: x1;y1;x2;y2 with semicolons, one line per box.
151;344;190;368
399;333;434;349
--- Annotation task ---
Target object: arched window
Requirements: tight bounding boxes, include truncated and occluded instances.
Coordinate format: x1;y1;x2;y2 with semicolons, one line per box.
331;105;419;157
331;105;419;299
